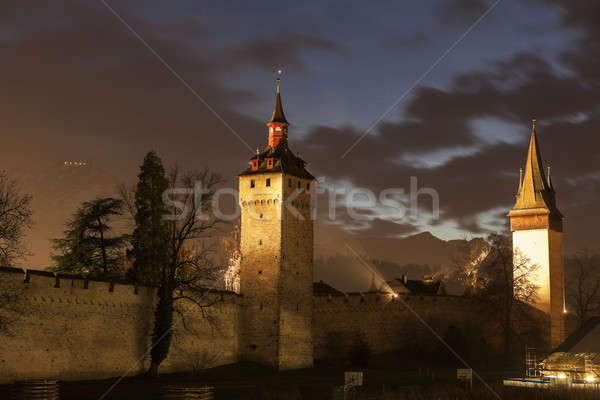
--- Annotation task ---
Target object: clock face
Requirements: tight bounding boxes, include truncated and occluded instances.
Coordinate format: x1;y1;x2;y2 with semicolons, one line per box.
275;126;282;131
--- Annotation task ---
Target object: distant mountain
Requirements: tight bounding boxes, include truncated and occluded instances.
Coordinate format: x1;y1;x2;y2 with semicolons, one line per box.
313;230;486;294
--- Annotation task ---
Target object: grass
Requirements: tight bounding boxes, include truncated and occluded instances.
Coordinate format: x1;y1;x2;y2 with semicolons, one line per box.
0;355;596;399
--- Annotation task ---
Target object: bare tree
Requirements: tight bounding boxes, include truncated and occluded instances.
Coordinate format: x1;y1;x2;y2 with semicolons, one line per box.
454;236;490;296
220;220;240;293
0;172;31;336
457;234;539;357
0;171;32;266
566;251;600;328
148;166;224;377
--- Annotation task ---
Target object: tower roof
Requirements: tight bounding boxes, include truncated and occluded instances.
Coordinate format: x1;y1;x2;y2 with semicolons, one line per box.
508;121;562;218
238;142;314;179
268;78;289;125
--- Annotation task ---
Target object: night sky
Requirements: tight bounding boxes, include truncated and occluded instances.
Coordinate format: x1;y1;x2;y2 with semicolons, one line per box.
2;1;599;267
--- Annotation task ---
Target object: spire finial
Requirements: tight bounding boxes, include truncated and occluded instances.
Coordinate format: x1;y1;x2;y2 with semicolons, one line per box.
547;165;551;185
276;69;282;94
268;70;289;125
532;118;536;131
256;148;259;155
519;168;523;187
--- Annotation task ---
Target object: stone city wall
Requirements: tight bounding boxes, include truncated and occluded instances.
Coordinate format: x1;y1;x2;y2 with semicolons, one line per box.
0;267;241;383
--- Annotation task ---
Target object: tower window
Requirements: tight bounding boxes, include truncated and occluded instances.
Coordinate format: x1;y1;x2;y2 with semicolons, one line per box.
306;183;310;190
266;178;271;187
288;178;292;187
297;181;301;189
267;158;274;169
250;180;255;188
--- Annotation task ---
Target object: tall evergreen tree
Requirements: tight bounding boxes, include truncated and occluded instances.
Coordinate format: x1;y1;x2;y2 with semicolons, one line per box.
51;197;126;276
130;151;169;284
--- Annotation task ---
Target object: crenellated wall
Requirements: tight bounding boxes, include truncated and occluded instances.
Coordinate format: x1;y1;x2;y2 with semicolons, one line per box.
0;267;549;383
0;267;242;383
312;292;549;361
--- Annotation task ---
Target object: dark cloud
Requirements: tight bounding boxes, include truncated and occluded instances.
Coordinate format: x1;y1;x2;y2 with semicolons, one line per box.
0;1;347;266
387;32;432;50
296;1;600;252
4;0;600;268
438;0;493;27
226;34;345;73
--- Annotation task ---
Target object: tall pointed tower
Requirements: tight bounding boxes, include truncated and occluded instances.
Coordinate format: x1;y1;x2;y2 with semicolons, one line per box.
508;120;565;349
238;77;314;369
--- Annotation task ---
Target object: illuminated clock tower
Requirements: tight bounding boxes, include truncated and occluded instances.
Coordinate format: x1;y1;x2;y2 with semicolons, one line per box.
238;77;314;370
508;120;565;349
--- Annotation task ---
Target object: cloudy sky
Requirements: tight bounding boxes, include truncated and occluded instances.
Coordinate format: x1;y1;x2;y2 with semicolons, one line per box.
2;1;599;267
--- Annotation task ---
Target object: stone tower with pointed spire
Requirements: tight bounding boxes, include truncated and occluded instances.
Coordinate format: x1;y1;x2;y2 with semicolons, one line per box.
238;76;314;369
508;120;565;349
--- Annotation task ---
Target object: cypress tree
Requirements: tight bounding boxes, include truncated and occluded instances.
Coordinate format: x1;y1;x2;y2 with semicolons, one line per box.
131;151;169;285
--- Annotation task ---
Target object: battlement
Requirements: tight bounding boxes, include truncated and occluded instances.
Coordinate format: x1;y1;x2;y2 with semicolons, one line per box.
313;291;476;310
0;266;243;383
0;267;242;308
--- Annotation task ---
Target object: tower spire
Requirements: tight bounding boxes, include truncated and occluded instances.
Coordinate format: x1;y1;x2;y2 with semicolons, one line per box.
269;70;288;125
507;119;565;349
267;70;289;147
509;119;561;217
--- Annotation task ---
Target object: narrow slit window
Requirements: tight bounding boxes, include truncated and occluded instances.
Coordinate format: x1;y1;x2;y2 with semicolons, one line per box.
266;178;271;187
250;180;255;188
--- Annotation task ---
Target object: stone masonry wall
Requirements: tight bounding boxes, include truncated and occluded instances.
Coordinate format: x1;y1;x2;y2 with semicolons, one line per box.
0;268;549;383
312;292;549;361
238;172;314;370
279;174;314;370
0;267;241;384
239;173;283;367
313;293;491;360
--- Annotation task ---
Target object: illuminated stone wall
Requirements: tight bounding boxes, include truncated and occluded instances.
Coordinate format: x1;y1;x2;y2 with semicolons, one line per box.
513;227;565;348
0;269;550;383
0;268;241;384
312;292;549;360
238;172;314;370
513;229;552;314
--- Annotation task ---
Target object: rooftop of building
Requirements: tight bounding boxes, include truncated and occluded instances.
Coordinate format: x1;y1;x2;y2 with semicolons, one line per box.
387;276;446;296
540;317;600;373
238;142;314;179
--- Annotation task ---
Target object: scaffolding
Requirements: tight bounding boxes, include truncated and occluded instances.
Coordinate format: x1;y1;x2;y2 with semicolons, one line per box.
526;346;540;378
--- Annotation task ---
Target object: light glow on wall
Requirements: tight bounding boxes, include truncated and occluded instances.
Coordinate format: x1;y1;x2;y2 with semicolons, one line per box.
513;229;551;314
